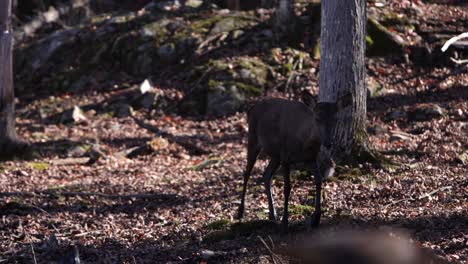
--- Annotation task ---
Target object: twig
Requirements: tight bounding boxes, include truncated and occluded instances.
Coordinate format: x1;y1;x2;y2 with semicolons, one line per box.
26;232;38;264
385;185;452;207
417;186;452;200
258;236;285;264
29;203;50;215
285;60;300;99
258;236;277;264
73;230;103;238
194;33;225;57
450;57;468;65
268;235;275;250
441;32;468;52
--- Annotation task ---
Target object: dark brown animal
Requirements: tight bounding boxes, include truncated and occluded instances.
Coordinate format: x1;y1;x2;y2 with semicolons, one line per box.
237;92;339;230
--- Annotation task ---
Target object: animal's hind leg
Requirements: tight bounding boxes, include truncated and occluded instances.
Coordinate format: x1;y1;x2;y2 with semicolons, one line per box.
311;177;322;228
281;164;291;232
263;157;280;221
237;143;260;219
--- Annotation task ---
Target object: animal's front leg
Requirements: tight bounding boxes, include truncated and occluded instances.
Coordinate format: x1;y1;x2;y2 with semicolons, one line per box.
311;178;322;228
263;158;280;221
281;164;291;233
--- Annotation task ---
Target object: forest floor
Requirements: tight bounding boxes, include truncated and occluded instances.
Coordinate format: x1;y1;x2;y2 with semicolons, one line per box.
1;1;467;263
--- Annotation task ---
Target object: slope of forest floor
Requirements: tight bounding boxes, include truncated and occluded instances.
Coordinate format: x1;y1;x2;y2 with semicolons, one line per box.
1;1;467;263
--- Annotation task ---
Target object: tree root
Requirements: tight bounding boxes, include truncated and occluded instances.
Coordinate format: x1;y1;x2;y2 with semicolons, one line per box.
341;143;398;170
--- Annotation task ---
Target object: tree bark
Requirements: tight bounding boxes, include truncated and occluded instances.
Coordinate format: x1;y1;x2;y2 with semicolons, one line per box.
0;0;26;159
274;0;295;38
319;0;372;164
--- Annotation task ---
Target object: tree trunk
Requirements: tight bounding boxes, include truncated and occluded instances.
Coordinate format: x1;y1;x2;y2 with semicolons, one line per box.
319;0;372;164
274;0;295;38
0;0;26;159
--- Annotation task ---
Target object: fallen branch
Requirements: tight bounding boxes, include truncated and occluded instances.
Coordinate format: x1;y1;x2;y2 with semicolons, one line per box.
450;57;468;65
441;32;468;52
258;236;285;264
25;232;38;264
49;157;91;166
417;186;452;200
385;185;452;207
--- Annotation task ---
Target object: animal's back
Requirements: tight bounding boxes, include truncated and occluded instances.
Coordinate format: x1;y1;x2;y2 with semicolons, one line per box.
247;98;319;162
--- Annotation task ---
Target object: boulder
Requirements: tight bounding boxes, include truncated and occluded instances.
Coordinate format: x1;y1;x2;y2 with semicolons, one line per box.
180;58;269;116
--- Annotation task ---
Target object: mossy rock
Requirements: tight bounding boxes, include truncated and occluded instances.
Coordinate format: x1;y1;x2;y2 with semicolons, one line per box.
367;17;406;56
28;162;49;171
181;57;270;116
381;13;411;27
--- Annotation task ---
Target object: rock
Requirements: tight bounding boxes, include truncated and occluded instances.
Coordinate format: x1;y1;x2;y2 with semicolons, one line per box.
206;85;245;117
239;68;253;81
60;106;88;124
154;0;181;11
140;79;153;94
367;78;383;97
209;16;256;35
230;29;244;41
180;58;268;116
22;28;80;72
67;145;90;157
455;151;468;165
72;106;88;123
185;0;203;8
408;104;446;121
367;17;406;56
147;137;170;152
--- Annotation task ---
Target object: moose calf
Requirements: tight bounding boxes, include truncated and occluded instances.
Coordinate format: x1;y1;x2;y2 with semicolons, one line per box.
237;91;339;231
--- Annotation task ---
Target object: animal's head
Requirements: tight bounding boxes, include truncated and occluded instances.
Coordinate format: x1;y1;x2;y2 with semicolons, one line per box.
302;91;341;179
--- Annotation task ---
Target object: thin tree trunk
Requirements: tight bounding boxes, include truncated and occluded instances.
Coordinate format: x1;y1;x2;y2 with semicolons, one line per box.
274;0;295;37
319;0;371;163
0;0;26;158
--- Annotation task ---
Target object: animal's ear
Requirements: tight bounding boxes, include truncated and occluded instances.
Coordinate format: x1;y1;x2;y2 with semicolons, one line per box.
301;90;316;109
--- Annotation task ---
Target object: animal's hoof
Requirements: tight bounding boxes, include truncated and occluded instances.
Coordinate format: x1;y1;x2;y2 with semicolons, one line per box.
236;208;244;220
310;213;321;228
